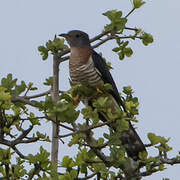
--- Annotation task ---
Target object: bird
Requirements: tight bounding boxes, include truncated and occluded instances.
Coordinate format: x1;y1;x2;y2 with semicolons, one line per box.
59;30;146;160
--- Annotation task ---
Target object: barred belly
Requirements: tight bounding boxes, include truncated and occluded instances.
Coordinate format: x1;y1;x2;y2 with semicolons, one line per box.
69;57;102;86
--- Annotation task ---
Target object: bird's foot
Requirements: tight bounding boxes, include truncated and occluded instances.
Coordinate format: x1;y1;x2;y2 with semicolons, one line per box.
96;87;103;94
73;94;80;105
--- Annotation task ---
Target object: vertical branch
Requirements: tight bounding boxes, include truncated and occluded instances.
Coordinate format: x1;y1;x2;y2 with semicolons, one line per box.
51;54;60;168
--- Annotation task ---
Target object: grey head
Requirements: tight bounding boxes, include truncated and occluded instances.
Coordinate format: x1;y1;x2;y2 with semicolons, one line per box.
59;30;91;48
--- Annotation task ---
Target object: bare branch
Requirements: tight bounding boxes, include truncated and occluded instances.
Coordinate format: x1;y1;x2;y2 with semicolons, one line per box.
82;142;109;150
90;31;111;43
12;146;27;159
12;125;33;145
92;35;114;49
144;143;153;147
18;137;39;144
58;120;114;139
24;89;51;99
24;86;31;97
59;123;75;132
11;95;38;107
20;116;46;121
125;8;136;18
125;27;139;31
76;173;98;180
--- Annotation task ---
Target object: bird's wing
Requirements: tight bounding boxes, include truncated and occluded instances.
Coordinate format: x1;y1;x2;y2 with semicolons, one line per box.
91;50;124;108
91;50;146;160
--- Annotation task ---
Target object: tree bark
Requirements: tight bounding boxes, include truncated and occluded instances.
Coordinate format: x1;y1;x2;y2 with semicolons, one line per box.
51;55;60;169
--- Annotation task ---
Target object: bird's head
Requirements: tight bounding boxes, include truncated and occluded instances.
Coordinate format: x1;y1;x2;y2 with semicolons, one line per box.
59;30;90;48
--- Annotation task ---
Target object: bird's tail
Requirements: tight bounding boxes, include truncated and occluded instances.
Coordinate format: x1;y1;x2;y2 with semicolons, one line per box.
95;94;146;160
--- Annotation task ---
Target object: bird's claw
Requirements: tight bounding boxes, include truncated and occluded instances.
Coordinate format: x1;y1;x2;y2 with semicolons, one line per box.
73;94;80;105
96;87;103;94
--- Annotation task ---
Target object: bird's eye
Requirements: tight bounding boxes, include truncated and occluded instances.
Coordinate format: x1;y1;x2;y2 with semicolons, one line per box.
76;34;80;38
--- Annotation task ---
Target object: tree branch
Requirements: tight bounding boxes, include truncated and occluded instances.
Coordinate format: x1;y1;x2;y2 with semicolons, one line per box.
11;95;38;107
18;137;39;144
24;89;51;99
12;146;27;159
76;173;97;180
51;54;60;169
58;120;115;139
125;8;136;18
59;123;75;132
125;27;139;31
12;125;33;146
23;89;64;99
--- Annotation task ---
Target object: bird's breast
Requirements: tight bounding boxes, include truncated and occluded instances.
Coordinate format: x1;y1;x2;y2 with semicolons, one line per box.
69;55;102;86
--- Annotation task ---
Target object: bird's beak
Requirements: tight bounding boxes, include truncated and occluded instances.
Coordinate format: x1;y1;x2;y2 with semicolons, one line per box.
58;33;69;39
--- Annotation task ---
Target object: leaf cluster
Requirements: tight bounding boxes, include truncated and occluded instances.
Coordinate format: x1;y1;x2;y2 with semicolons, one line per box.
38;37;68;60
103;10;127;33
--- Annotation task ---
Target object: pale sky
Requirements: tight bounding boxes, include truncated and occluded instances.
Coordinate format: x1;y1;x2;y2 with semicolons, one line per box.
0;0;180;179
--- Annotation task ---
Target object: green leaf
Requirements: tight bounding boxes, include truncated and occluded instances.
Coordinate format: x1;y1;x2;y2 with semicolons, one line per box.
159;164;165;171
141;32;154;46
1;73;17;91
124;47;133;57
112;47;120;52
93;96;109;109
48;101;79;123
123;86;133;95
14;81;27;95
117;119;129;132
70;169;78;179
61;156;76;168
38;36;68;60
81;106;99;124
147;133;169;146
103;10;127;32
103;10;122;21
133;0;146;9
38;45;49;60
139;151;148;160
0;87;11;101
97;138;104;146
44;77;53;86
118;52;125;60
103;83;112;91
148;133;159;145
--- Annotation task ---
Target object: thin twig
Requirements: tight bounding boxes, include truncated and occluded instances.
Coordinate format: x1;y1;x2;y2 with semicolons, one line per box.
23;90;65;99
90;30;111;43
76;173;97;180
144;143;153;147
20;116;45;120
24;90;51;99
125;8;136;18
58;120;114;139
12;126;33;145
24;86;31;97
58;132;75;138
17;137;39;144
125;27;139;31
59;123;75;132
92;36;114;49
12;146;27;159
82;142;109;149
